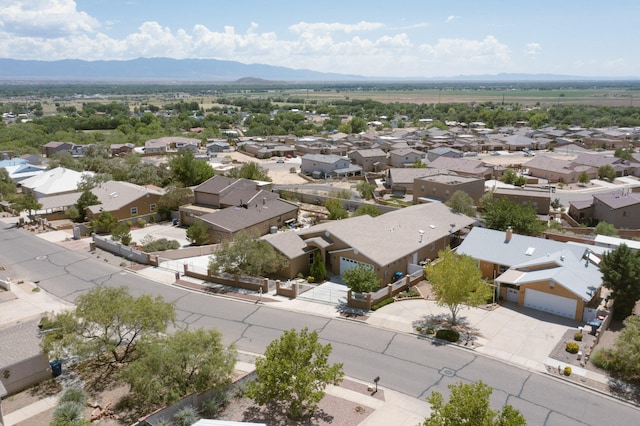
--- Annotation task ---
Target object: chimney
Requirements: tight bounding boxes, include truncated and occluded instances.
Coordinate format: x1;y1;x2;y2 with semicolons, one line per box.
505;226;513;243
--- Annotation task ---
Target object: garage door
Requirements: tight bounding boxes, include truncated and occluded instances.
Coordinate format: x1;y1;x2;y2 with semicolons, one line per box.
339;257;372;276
524;289;577;319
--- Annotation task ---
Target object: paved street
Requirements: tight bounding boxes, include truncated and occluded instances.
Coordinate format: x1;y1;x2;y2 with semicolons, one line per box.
1;222;639;425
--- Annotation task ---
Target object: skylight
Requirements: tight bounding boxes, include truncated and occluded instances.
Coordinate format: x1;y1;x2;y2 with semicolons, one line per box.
525;247;536;256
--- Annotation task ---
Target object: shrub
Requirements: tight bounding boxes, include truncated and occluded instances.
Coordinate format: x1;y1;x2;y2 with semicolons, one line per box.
566;341;580;354
574;332;583;341
59;387;87;405
435;329;460;342
415;326;423;332
563;366;572;376
426;327;436;335
142;237;180;252
200;392;229;418
591;348;617;371
52;401;86;426
307;276;315;283
372;297;394;311
173;405;199;426
137;218;147;228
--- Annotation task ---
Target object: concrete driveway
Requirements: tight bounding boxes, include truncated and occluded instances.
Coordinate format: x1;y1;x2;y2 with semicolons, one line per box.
367;299;579;373
129;222;190;247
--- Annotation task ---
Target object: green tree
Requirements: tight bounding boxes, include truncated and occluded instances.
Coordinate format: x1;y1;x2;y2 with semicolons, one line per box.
445;190;476;217
209;231;288;276
425;247;492;325
595;220;618;236
483;198;544;236
342;264;380;293
169;150;215;187
423;381;526;426
411;159;428;168
578;171;590;185
157;185;194;218
226;161;271;181
90;211;118;234
598;164;616;181
309;254;327;282
186;219;210;246
356;181;376;200
353;203;382;217
123;329;236;408
600;244;640;320
245;328;344;420
607;315;640;379
502;169;517;185
111;221;132;245
0;168;17;201
74;190;99;222
58;286;176;368
614;147;634;161
325;198;348;220
10;193;41;221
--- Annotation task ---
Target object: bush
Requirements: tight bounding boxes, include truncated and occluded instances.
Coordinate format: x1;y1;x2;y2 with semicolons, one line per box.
563;366;572;376
52;401;86;426
566;341;580;354
591;348;617;370
372;297;394;311
574;332;583;341
173;405;199;426
426;327;436;335
435;329;460;342
200;392;229;418
141;237;180;252
415;326;422;332
59;387;87;405
307;276;315;283
137;218;147;228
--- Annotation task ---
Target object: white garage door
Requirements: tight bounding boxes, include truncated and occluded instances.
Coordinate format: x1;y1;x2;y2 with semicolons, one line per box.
524;289;577;319
339;257;372;276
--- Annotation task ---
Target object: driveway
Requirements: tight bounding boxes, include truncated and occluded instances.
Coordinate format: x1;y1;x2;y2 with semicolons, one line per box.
366;299;578;372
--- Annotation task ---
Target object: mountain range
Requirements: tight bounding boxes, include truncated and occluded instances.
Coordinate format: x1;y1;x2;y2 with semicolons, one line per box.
0;57;635;83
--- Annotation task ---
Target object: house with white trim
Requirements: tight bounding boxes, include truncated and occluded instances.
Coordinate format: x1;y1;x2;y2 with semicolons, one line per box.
457;227;602;321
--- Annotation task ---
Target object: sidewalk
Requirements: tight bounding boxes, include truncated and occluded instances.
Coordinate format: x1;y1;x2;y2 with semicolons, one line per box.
0;231;622;425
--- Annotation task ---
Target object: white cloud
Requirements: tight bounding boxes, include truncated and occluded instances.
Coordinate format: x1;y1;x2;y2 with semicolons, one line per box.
288;21;385;35
524;42;542;57
0;0;99;37
445;16;458;24
419;36;511;68
0;2;517;78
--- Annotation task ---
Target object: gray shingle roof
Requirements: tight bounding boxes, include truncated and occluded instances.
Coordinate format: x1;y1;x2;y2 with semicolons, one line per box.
298;202;476;266
199;198;298;232
0;319;43;368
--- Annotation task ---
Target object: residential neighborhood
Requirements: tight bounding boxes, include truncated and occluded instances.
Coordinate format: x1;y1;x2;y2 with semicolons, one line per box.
3;91;640;425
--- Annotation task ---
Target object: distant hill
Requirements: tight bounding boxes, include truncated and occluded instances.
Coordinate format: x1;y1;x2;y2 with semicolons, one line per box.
0;57;634;83
0;57;362;82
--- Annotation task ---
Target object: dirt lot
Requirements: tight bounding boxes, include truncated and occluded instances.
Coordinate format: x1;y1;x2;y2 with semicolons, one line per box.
3;363;385;426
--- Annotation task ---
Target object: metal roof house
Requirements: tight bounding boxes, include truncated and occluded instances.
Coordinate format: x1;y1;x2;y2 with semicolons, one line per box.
457;227;602;321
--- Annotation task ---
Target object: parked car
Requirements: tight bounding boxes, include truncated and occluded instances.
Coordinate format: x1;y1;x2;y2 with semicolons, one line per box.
276;159;285;163
490;151;501;156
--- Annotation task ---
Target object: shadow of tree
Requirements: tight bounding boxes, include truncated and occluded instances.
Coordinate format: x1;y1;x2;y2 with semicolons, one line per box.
412;313;483;345
241;403;334;426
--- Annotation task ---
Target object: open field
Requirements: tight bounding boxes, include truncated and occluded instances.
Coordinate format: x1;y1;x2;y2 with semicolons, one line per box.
3;82;640;110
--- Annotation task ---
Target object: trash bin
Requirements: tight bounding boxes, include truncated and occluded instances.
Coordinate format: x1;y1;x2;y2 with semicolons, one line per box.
50;360;62;377
172;218;179;226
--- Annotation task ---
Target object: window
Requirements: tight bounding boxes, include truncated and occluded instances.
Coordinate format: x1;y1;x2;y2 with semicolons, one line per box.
309;252;314;265
430;243;436;251
130;207;138;216
150;203;157;212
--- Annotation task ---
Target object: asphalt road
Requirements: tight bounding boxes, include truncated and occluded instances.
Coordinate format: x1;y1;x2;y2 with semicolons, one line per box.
1;223;638;425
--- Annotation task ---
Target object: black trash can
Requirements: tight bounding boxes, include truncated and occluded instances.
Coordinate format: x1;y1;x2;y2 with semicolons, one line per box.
50;360;62;377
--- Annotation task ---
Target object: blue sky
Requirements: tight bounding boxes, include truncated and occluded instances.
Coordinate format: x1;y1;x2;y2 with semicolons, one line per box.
0;0;638;78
